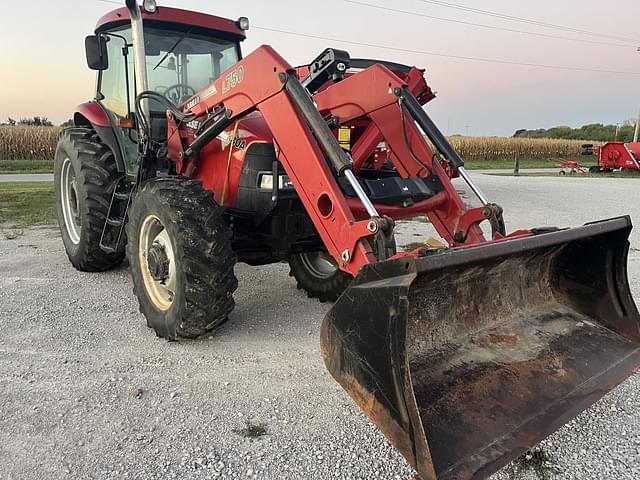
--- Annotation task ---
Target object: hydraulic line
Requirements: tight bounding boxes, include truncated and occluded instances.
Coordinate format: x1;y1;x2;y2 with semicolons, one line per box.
221;121;241;205
283;71;381;219
397;87;491;206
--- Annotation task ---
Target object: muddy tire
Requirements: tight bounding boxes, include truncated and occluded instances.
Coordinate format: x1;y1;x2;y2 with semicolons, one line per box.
288;251;352;303
54;127;125;272
126;177;238;340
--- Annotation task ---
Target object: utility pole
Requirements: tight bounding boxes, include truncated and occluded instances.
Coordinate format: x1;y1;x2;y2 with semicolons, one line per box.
465;125;471;136
635;46;640;142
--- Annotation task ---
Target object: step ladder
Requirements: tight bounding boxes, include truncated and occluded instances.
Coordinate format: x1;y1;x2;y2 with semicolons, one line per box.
100;177;133;254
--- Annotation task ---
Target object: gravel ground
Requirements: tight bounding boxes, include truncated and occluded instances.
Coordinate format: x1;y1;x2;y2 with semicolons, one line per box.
1;173;639;480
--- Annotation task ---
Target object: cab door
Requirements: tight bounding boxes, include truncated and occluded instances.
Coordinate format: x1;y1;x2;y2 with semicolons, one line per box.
97;29;139;176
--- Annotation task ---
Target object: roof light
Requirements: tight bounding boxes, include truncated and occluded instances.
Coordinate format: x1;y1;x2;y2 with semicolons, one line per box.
143;0;158;13
237;17;250;31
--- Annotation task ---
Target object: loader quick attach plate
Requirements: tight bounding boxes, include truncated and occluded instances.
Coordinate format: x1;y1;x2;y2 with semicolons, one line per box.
321;216;640;480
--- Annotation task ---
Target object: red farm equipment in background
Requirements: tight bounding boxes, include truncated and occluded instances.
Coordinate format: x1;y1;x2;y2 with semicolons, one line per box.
584;142;640;173
556;159;587;175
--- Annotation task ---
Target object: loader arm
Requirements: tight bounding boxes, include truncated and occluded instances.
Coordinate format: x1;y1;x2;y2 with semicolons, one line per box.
170;45;489;275
310;65;483;244
169;45;380;275
349;66;434;172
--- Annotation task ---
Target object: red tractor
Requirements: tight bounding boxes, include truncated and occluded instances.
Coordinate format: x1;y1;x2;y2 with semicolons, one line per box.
55;1;640;479
585;141;640;172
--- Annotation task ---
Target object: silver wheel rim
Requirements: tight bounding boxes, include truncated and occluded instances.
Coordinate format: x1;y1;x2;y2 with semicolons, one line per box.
60;157;82;244
139;215;177;311
299;251;338;279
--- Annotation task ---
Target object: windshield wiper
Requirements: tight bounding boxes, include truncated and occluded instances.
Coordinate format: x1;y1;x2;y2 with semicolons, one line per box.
153;30;191;71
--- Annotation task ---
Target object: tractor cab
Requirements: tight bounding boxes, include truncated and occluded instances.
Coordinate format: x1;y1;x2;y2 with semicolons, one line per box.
83;1;248;175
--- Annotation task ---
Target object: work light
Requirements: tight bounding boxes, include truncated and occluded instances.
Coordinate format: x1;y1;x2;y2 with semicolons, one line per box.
237;17;250;31
143;0;158;13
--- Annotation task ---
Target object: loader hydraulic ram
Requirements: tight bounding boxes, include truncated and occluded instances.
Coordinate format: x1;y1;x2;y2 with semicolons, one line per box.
58;3;640;479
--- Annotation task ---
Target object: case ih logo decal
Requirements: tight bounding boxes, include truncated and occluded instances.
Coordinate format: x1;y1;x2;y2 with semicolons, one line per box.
233;137;247;150
222;66;245;94
185;96;201;110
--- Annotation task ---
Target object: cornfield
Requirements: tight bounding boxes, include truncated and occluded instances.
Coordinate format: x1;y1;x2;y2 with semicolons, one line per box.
0;126;60;161
448;136;589;163
0;126;591;163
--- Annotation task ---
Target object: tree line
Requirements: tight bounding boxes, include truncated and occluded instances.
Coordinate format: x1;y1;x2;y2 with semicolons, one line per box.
2;117;73;127
514;120;637;143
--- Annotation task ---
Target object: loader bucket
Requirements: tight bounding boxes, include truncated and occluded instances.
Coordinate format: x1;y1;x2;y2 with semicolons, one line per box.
321;216;640;480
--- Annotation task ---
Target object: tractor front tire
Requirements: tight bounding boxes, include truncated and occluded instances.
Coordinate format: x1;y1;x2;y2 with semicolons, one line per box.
126;177;238;340
288;251;353;303
54;127;125;271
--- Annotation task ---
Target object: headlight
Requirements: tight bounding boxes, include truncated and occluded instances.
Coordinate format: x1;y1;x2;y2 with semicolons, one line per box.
143;0;158;13
237;17;250;31
259;174;293;190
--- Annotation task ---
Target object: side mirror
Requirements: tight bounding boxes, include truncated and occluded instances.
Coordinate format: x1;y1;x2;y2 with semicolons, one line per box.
85;35;108;71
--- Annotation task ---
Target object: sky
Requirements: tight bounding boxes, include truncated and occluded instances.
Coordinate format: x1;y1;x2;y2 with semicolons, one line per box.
0;0;638;136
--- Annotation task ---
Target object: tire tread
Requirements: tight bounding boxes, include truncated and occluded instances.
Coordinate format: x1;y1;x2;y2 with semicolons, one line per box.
55;127;125;272
127;177;238;339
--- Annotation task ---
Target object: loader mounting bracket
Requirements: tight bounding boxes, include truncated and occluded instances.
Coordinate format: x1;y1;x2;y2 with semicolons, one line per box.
301;48;351;93
372;215;397;261
454;204;504;243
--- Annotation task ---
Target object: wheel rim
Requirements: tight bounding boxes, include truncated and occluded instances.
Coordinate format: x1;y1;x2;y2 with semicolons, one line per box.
139;215;177;311
60;157;82;244
299;251;339;279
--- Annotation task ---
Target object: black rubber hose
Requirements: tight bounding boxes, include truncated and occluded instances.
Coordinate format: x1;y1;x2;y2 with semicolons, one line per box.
398;86;464;169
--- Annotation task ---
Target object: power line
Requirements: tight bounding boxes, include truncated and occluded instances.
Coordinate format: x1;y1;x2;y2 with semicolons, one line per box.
89;0;640;75
94;0;640;46
253;26;640;76
344;0;637;49
413;0;640;44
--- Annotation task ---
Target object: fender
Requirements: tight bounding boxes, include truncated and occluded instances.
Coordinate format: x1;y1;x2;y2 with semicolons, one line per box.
74;101;127;173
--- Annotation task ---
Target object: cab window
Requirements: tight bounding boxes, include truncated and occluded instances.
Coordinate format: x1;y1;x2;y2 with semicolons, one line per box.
99;31;134;117
98;26;240;113
145;28;240;105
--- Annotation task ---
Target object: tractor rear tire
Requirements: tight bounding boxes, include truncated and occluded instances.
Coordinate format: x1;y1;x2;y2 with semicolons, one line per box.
288;251;353;303
54;127;125;272
126;177;238;340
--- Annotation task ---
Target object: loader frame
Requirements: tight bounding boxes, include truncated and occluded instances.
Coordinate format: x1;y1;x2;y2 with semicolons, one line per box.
168;45;504;276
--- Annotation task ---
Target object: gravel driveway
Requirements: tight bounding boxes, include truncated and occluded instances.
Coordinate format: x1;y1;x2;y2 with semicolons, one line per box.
1;173;639;480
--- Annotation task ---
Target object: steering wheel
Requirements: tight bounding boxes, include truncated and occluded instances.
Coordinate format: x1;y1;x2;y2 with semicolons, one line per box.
163;84;197;105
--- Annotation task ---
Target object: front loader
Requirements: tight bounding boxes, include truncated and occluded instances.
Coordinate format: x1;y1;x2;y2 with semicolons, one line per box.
55;1;640;478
